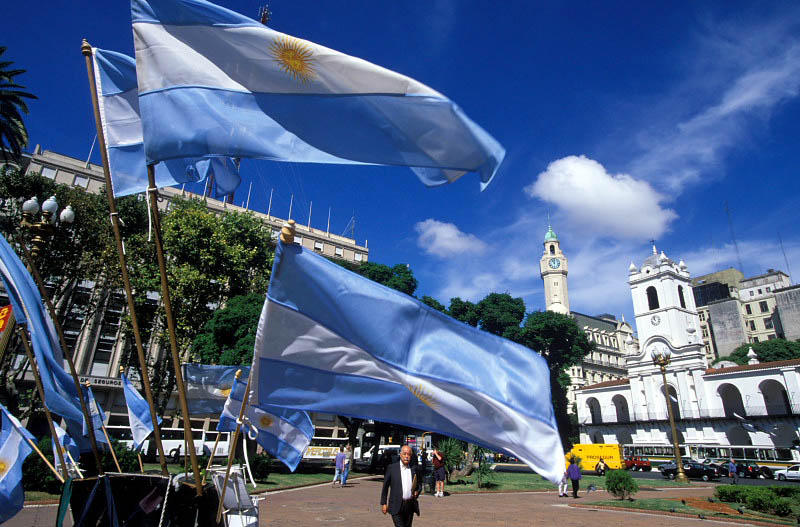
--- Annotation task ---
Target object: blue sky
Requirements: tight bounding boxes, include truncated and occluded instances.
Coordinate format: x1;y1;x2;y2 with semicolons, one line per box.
5;1;800;327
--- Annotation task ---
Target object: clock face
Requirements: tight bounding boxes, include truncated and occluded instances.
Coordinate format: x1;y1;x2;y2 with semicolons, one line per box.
548;258;561;269
651;315;661;326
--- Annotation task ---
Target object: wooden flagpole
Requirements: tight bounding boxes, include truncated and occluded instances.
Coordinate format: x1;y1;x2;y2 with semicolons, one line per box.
202;369;241;487
66;450;84;478
85;380;122;472
215;369;254;523
81;39;169;476
145;165;203;495
25;427;65;483
16;327;68;480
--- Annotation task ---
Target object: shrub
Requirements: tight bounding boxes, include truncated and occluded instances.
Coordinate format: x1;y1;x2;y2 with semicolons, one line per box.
745;488;778;513
715;485;750;504
250;453;271;481
105;440;139;473
604;469;639;500
770;486;800;499
22;437;63;494
773;498;792;517
436;438;464;477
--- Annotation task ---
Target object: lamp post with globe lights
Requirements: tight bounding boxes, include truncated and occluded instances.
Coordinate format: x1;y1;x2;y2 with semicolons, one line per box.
20;195;75;258
651;348;688;483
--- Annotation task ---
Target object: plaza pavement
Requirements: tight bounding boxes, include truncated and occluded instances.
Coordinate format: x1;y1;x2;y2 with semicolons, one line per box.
13;476;766;527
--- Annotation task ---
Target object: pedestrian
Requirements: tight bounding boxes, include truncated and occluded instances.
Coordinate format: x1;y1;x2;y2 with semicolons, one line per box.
558;467;569;497
431;447;446;497
566;457;582;498
341;445;352;486
419;448;428;493
380;445;420;527
727;458;738;484
333;446;346;486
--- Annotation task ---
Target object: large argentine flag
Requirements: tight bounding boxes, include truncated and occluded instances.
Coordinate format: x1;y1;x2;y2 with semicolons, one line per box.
217;374;313;472
122;373;162;451
92;47;241;197
131;0;505;190
252;238;564;483
0;404;36;525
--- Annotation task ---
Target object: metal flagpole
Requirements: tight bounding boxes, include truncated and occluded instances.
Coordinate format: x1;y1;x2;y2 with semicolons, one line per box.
85;381;122;472
307;201;312;230
16;327;68;480
267;188;273;218
14;235;105;475
216;369;254;523
146;165;204;495
81;39;169;476
245;182;253;210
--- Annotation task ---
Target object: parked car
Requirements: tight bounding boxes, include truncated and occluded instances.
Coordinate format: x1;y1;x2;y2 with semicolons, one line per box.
774;464;800;481
735;461;765;479
660;460;720;481
624;456;652;471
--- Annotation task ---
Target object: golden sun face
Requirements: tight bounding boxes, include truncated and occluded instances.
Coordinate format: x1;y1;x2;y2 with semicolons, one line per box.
0;460;7;476
259;415;274;428
269;36;316;84
406;383;439;411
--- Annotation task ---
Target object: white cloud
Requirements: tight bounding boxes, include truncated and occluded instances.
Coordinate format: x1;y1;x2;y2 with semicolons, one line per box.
414;219;487;258
525;155;678;240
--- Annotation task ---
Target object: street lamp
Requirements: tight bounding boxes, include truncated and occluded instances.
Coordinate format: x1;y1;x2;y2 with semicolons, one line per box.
651;348;688;483
20;195;74;258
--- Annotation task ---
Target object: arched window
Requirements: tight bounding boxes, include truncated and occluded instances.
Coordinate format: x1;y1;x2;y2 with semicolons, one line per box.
587;398;602;425
549;245;555;255
678;285;686;308
646;286;659;310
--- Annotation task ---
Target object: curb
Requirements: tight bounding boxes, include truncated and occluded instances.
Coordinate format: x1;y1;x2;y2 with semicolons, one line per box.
570;503;790;527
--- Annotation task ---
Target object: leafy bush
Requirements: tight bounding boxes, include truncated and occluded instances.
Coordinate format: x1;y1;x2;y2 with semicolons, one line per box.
436;438;464;477
250;453;271;481
22;437;63;494
604;469;639;500
745;488;778;513
715;485;750;503
472;447;494;489
105;440;139;473
770;486;800;499
773;498;792;517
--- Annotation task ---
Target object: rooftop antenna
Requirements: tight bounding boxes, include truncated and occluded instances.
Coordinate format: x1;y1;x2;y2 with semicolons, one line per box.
724;201;744;272
778;232;793;284
341;212;356;239
258;5;271;25
85;134;97;168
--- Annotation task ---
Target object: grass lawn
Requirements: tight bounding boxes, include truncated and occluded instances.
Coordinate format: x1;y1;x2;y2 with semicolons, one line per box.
584;497;797;526
442;472;693;494
24;491;62;503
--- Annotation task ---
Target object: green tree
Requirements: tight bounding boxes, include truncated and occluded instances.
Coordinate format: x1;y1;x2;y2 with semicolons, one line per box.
0;47;37;161
505;310;594;449
420;295;446;313
716;339;800;366
448;297;479;326
191;293;265;365
355;261;418;296
475;293;525;336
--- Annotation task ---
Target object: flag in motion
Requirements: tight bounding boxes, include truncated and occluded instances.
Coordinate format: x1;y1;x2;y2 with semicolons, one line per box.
251;236;564;483
52;425;80;474
91;47;241;197
183;363;250;415
131;0;505;190
122;372;163;451
217;373;313;472
0;403;36;524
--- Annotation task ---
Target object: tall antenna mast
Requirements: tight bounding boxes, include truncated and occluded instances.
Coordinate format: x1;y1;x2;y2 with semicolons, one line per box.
778;232;793;284
724;201;744;272
258;5;271;25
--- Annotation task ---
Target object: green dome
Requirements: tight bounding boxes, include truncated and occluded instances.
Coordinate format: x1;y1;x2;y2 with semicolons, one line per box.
544;226;558;242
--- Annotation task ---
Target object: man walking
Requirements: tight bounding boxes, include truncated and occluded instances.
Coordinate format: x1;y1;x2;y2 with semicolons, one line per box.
728;458;738;484
566;457;582;498
380;445;420;527
333;447;347;486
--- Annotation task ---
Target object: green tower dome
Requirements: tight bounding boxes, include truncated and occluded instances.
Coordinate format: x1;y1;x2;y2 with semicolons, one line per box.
544;226;558;242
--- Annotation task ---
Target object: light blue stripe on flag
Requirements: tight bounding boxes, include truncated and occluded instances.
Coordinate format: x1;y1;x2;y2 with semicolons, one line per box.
131;0;505;190
92;47;240;197
121;373;162;451
0;404;36;524
183;364;249;415
52;425;80;473
217;375;313;471
252;240;564;483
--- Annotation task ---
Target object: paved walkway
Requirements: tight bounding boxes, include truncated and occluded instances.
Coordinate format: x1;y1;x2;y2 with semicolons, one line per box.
12;478;767;527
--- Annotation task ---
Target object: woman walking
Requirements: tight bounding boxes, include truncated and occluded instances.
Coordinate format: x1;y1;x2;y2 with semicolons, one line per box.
566;457;582;498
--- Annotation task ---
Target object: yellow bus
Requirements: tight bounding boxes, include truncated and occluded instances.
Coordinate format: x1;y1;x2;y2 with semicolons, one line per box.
565;444;624;472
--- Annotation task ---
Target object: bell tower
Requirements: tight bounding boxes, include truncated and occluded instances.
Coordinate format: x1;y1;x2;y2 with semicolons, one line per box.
540;226;569;314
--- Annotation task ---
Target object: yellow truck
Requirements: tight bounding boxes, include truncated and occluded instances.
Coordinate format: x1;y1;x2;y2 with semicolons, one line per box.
565;444;624;472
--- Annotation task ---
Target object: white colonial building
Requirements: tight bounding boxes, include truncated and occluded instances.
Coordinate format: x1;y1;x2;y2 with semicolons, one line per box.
576;246;800;458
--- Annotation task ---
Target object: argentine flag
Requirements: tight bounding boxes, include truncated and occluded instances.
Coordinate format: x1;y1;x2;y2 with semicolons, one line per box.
0;404;36;524
131;0;505;190
122;373;162;451
52;425;80;474
217;374;313;472
92;47;241;197
252;235;565;483
183;364;250;415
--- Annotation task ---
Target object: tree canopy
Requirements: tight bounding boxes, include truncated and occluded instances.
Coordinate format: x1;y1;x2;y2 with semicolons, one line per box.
0;47;37;161
718;339;800;366
475;293;526;336
191;293;265;365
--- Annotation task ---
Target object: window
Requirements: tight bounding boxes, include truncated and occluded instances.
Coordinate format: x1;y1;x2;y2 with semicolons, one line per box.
749;291;754;297
759;301;769;313
758;288;762;294
699;312;705;321
73;174;89;188
766;287;771;292
554;281;558;286
753;336;759;343
41;166;56;179
749;320;756;331
354;252;363;262
764;318;773;329
745;304;752;315
646;286;659;310
314;241;324;252
549;245;555;255
335;246;343;257
702;328;709;338
678;285;686;308
294;235;303;246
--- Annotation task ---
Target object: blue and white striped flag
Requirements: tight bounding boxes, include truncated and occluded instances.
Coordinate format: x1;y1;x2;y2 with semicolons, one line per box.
82;385;108;448
131;0;505;190
217;374;313;472
122;373;162;451
183;364;250;415
52;425;80;474
92;47;241;197
0;403;36;524
252;238;564;483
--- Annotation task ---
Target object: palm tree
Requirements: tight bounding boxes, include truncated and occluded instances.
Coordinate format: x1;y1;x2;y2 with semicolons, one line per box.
0;46;37;162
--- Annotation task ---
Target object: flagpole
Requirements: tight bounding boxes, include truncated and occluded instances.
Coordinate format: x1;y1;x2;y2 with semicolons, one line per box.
85;381;122;472
137;453;144;473
25;427;65;483
67;451;84;478
146;164;204;495
16;327;68;480
202;368;241;488
14;235;105;475
216;369;254;523
81;39;169;476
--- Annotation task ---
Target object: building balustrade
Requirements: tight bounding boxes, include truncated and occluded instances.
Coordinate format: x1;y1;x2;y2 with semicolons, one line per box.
582;402;800;426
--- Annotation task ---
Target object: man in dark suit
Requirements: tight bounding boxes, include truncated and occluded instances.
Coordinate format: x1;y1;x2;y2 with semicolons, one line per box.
380;445;420;527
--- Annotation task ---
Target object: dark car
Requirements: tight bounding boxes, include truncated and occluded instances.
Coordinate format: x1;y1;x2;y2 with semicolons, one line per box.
624;456;652;471
734;460;773;479
660;460;720;481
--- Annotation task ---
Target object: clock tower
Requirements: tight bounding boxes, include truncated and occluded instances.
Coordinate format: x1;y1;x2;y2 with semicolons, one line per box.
540;226;570;314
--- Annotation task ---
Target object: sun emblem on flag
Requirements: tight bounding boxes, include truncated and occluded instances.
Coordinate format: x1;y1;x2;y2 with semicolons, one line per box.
406;383;439;411
269;36;316;83
259;415;274;428
0;460;7;476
